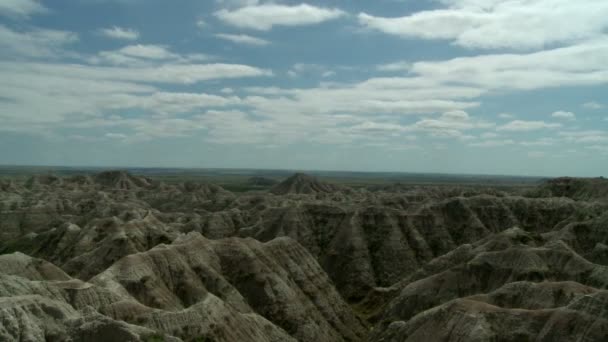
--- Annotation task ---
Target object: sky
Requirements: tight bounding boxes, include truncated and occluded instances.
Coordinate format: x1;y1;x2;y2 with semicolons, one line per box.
0;0;607;177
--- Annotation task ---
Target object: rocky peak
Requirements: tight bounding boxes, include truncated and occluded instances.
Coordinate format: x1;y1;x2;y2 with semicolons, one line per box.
94;170;153;190
270;173;345;195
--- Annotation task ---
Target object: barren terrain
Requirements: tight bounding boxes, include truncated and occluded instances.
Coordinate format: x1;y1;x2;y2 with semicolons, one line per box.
1;170;607;341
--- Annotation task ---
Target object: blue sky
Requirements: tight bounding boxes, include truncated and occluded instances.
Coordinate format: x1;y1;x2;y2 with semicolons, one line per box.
0;0;607;176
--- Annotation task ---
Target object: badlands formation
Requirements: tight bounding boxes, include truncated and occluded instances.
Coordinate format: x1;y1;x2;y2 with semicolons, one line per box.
1;171;608;341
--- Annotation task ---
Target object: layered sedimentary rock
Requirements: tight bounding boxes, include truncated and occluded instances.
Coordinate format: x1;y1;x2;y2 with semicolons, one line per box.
0;231;365;341
369;228;608;341
2;171;608;341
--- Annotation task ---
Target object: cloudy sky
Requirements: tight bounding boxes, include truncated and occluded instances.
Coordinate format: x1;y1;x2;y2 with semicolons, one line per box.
0;0;607;176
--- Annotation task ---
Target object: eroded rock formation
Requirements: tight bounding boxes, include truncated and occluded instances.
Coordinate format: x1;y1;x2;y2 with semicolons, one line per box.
1;171;608;341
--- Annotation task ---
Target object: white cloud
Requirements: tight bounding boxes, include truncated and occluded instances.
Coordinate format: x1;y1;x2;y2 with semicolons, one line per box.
105;132;127;139
0;54;270;133
358;0;608;50
331;110;493;144
244;75;483;117
286;63;336;78
551;110;576;120
564;133;608;143
127;117;207;140
497;120;562;131
407;38;608;91
186;105;487;147
585;145;608;154
519;137;556;146
3;11;605;151
583;101;604;109
0;25;78;58
292;63;321;73
528;151;546;158
559;130;608;143
481;132;499;139
498;113;514;119
198;110;308;145
117;44;177;59
469;139;515;147
215;33;270;46
112;92;242;114
99;26;139;41
215;0;259;8
90;45;213;66
215;3;345;31
441;110;469;121
196;19;207;28
407;111;492;140
348;121;407;134
376;60;411;72
321;70;336;78
0;0;46;18
36;62;269;84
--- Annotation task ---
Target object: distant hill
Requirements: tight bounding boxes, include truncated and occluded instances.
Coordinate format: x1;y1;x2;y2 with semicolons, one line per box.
93;170;155;190
270;173;347;195
536;177;608;201
247;176;278;187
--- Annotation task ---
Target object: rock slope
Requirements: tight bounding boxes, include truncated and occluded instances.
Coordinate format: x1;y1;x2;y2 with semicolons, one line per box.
0;232;365;341
270;173;348;195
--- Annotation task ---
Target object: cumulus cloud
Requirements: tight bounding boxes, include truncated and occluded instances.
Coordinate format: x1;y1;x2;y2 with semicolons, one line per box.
441;110;470;121
551;111;576;120
215;0;260;8
0;0;46;18
89;45;179;65
0;25;78;58
527;151;546;158
0;48;271;134
585;145;608;154
349;121;406;133
469;139;515;147
7;61;270;84
481;132;499;139
497;120;562;131
215;33;270;46
215;3;345;30
406;110;492;140
583;101;604;109
358;0;608;50
285;63;336;78
321;71;335;78
89;45;213;66
407;38;608;91
519;138;557;146
105;132;127;139
559;130;608;143
118;44;177;59
98;26;139;41
197;110;310;145
376;60;411;72
184;106;489;147
3;1;606;151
